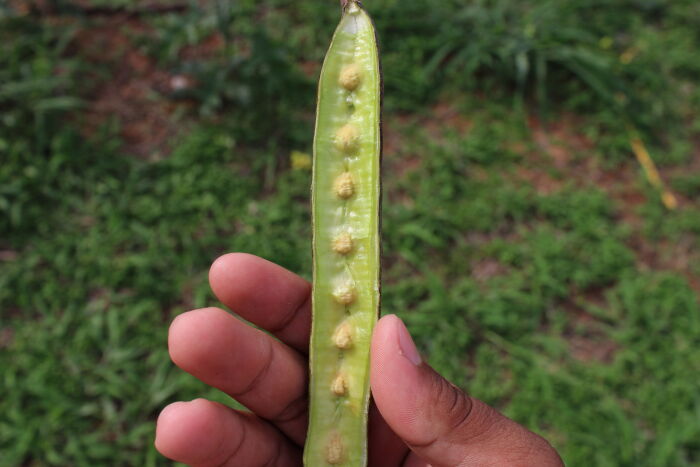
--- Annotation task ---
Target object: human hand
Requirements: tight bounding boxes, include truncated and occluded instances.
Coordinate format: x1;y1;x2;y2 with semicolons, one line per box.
155;253;564;466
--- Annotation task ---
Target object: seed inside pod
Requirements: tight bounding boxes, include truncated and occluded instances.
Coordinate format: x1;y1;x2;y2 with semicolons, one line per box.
332;321;354;349
330;373;348;396
334;124;359;153
333;172;355;199
333;283;356;305
332;232;353;255
339;63;362;91
326;433;344;464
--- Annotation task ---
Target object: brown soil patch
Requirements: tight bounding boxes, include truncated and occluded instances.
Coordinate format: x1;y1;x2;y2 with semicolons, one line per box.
471;258;508;282
180;33;226;61
559;289;620;364
382;102;473;182
424;101;473;136
569;334;618;363
525;114;695;233
69;16;184;159
0;250;19;261
525;114;700;357
525;114;645;207
384;101;700;298
0;328;14;349
11;4;202;160
516;166;564;195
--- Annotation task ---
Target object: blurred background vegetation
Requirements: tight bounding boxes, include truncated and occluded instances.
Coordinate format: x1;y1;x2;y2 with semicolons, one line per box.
1;0;700;465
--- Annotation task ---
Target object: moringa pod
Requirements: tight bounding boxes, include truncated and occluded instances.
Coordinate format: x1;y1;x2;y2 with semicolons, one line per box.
304;1;382;465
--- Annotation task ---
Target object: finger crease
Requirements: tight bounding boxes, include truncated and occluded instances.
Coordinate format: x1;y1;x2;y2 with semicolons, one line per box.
270;392;307;424
407;434;439;451
449;394;475;433
268;291;310;337
215;415;247;467
231;342;275;399
262;434;284;467
447;385;460;413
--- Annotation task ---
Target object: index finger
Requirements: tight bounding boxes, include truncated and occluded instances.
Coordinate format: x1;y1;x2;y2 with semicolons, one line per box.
209;253;311;352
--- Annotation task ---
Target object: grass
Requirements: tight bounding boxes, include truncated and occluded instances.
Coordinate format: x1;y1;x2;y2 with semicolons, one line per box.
1;0;699;466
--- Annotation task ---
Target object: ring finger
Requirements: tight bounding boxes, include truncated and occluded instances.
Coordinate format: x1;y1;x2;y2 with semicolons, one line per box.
168;307;308;444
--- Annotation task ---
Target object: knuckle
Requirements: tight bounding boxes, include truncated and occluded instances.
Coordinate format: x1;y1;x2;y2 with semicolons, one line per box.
231;341;275;399
270;393;307;424
407;371;477;451
428;371;475;435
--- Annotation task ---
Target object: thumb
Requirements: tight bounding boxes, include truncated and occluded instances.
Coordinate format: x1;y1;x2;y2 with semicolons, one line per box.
370;315;563;467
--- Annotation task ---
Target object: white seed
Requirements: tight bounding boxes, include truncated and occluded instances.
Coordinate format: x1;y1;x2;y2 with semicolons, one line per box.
331;373;348;396
334;172;355;199
326;433;344;464
334;124;359;153
332;232;353;255
332;321;354;349
339;63;362;91
333;283;356;305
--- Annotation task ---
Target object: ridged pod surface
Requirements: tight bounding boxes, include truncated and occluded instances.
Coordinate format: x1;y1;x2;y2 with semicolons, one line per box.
304;1;381;466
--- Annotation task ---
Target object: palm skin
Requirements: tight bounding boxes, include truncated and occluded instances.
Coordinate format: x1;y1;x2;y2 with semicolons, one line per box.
155;253;563;467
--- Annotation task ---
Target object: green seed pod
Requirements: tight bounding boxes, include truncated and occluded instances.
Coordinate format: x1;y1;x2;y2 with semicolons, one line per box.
304;1;381;466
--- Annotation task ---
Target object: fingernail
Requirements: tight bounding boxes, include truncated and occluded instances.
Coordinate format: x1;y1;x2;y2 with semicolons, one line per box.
395;316;422;365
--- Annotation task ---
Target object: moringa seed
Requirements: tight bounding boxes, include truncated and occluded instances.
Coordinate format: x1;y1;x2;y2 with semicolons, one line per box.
334;124;359;153
339;63;362;91
333;172;355;199
326;433;345;464
332;232;354;255
333;283;357;305
332;321;354;349
331;373;348;396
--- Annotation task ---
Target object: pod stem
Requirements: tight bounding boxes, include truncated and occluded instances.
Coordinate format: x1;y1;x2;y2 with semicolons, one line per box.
340;0;361;10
